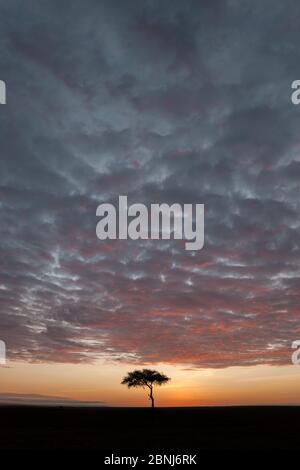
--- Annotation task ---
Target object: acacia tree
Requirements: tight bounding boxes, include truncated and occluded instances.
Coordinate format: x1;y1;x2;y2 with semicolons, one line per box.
121;369;170;408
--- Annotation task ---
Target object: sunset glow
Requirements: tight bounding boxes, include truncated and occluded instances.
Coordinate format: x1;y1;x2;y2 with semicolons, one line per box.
1;361;300;407
0;0;300;413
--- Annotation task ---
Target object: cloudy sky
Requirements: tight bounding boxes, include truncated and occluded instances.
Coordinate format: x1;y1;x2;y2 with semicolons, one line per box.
0;0;300;405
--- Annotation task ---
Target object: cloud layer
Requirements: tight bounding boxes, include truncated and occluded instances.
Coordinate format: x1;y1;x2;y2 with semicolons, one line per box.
0;393;105;406
0;0;299;368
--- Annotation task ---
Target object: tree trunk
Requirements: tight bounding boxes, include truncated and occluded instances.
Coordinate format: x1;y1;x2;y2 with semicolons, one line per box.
149;386;154;409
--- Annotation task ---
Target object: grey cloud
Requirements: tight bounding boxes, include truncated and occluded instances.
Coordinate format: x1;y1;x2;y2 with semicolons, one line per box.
0;0;299;368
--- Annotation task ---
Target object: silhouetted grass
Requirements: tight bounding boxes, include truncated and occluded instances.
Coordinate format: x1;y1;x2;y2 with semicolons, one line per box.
0;406;299;450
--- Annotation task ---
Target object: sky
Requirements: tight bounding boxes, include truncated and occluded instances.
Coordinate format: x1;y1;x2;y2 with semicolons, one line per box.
0;0;300;406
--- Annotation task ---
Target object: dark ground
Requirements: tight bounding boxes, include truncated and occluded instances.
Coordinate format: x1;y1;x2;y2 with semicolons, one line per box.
0;406;299;451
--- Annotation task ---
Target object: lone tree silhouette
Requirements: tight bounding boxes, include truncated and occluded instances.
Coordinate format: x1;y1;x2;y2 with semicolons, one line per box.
121;369;170;408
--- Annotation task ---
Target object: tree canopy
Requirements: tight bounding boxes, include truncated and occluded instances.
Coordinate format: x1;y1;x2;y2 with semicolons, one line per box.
122;369;170;388
121;369;170;408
